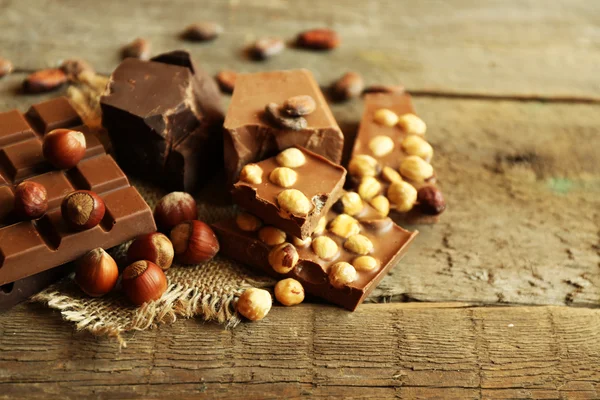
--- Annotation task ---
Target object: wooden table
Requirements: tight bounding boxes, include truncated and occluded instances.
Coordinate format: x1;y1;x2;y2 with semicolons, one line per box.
1;1;599;398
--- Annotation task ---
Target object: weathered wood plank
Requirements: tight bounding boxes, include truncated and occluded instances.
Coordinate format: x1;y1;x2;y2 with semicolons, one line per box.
1;0;600;99
0;302;599;399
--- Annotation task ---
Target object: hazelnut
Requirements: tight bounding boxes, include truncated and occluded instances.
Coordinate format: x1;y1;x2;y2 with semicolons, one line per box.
269;167;298;188
283;95;316;117
236;212;262;232
373;108;399;127
42;129;86;169
268;243;299;273
122;260;168;306
368;135;395;157
381;166;403;183
127;232;175;271
154;192;198;232
13;181;48;219
344;234;374;255
240;164;263;184
358;176;382;200
275;278;305;306
276;148;306;168
313;216;327;235
339;192;363;216
170;220;220;264
277;189;312;216
329;214;361;238
329;262;358;289
0;58;13;78
75;248;119;297
292;236;312;247
312;236;339;260
397;113;427;135
181;22;223;42
370;195;390;217
352;255;379;272
417;186;446;215
399;155;434;182
401;135;433;161
61;190;105;230
237;288;272;321
122;37;151;60
258;226;287;246
387;181;417;212
348;155;379;178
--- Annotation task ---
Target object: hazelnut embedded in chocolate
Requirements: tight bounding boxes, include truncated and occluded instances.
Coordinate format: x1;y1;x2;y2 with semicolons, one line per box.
283;95;316;117
265;103;307;131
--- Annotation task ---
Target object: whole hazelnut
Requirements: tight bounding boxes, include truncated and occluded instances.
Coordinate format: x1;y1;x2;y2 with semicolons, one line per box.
154;192;198;232
274;278;305;306
268;243;299;273
122;260;168;306
237;288;272;321
61;190;105;230
13;181;48;219
127;232;175;271
417;186;446;215
75;248;119;297
329;262;358;289
42;129;87;169
170;220;220;264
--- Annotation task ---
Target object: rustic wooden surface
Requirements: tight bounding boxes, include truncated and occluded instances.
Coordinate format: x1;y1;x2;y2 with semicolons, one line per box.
1;0;599;398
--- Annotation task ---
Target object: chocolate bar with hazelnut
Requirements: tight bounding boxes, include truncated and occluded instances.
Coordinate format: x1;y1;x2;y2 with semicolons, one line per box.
223;69;344;184
100;50;224;192
348;93;446;224
0;97;156;309
212;193;417;311
232;146;346;239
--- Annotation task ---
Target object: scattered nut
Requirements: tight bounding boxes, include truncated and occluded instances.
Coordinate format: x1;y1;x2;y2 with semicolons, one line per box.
292;236;312;247
344;234;374;255
60;59;95;81
237;288;272;321
417;186;446;215
127;232;175;271
312;236;339;260
181;22;223;42
399;155;434;182
215;70;237;94
259;226;287;246
265;103;307;131
277;189;312;216
275;278;305;306
401;135;433;161
250;38;285;60
296;28;340;50
154;192;198;232
61;190;106;230
348;154;379;178
313;216;327;235
387;181;418;212
283;95;316;117
170;220;220;264
339;192;363;216
329;262;357;288
370;195;390;217
362;84;405;95
397;113;426;135
331;72;364;101
373;108;399;127
121;38;151;60
239;164;263;184
236;212;262;232
358;176;382;200
368;135;395;157
329;214;361;238
122;260;168;306
76;248;119;297
22;68;67;93
381;166;403;183
268;243;299;273
276;148;306;168
14;181;48;219
352;255;379;272
0;58;13;78
269;167;298;188
42;129;86;169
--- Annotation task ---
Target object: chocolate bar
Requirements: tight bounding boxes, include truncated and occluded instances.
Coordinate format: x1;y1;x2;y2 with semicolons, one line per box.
232;147;346;239
0;97;156;294
348;93;446;224
223;69;344;184
212;194;417;310
100;51;224;192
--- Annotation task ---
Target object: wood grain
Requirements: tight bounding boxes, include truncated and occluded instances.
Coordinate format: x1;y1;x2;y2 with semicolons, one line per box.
1;0;600;99
0;302;599;399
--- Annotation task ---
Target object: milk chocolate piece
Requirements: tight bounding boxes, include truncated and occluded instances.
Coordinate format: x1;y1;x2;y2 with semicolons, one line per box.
232;147;346;239
100;50;224;192
349;93;445;224
0;97;156;291
212;197;417;310
223;69;344;184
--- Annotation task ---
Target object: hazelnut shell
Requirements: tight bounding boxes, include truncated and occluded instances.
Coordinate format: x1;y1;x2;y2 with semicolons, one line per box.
61;190;105;230
14;181;48;219
42;129;87;169
127;232;174;271
170;220;220;264
122;260;168;306
154;192;198;232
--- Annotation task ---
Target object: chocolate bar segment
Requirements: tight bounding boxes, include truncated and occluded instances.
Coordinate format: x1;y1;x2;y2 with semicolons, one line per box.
212;195;417;311
232;146;346;239
223;69;344;184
